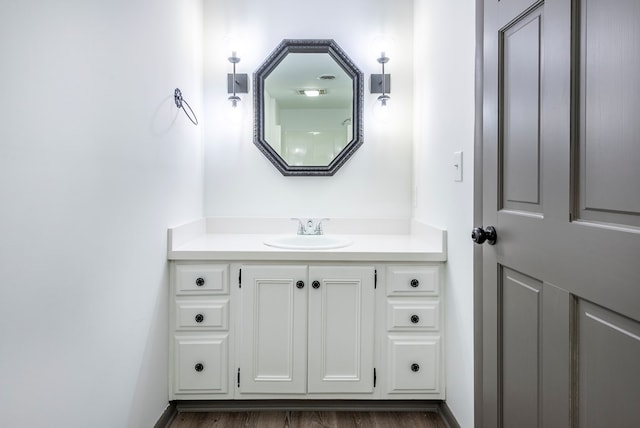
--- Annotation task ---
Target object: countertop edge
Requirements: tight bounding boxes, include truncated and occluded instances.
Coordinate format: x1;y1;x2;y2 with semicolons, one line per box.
167;250;447;262
167;218;447;262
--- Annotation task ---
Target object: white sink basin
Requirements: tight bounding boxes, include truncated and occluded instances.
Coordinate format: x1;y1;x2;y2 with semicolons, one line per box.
264;235;352;250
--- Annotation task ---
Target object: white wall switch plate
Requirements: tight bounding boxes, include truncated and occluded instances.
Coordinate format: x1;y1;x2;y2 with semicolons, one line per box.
453;151;463;182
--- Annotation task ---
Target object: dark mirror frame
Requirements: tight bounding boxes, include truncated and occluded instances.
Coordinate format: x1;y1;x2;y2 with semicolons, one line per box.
253;39;364;176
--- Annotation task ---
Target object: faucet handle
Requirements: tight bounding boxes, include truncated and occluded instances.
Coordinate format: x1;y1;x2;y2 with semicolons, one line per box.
316;218;330;235
291;218;305;235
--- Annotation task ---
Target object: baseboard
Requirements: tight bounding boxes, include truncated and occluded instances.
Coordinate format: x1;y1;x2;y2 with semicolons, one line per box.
174;399;442;413
438;401;462;428
157;399;460;428
154;401;177;428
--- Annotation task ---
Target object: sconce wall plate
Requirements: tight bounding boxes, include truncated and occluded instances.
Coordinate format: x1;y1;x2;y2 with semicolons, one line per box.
227;74;249;94
370;74;391;94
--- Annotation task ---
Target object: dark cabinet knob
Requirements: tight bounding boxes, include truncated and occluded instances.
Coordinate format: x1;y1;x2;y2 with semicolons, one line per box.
195;277;205;287
194;363;204;372
312;281;320;289
411;363;420;372
410;314;420;324
195;313;204;323
410;279;420;288
471;226;497;245
296;280;305;289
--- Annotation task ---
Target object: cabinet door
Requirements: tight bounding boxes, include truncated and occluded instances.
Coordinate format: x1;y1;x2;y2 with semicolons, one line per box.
239;265;308;394
308;266;375;393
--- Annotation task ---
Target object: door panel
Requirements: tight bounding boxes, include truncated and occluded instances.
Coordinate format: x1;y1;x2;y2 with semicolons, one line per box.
500;268;541;428
577;300;640;427
501;7;543;213
482;0;640;426
578;0;640;227
239;265;307;394
307;266;374;393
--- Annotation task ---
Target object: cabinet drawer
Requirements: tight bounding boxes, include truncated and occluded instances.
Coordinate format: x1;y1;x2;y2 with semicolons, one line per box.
387;299;440;331
387;335;441;394
176;299;229;330
176;264;229;295
386;265;440;296
173;334;228;394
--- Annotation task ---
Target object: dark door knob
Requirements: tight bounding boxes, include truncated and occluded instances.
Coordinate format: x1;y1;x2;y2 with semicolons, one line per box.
410;314;420;324
312;281;320;289
411;363;420;372
195;277;205;287
194;363;204;372
471;226;497;245
195;313;204;323
296;280;305;289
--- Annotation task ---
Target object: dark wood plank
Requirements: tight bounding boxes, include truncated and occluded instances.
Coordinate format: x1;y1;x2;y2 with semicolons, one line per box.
168;411;446;428
290;411;339;428
245;411;289;427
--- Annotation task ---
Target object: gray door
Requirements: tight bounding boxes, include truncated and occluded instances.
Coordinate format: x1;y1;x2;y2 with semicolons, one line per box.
481;0;640;426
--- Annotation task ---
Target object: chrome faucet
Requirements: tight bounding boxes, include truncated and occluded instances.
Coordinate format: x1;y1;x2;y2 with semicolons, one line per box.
292;218;329;235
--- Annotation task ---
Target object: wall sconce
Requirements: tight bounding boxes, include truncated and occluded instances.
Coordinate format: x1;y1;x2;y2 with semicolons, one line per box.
370;52;391;106
227;51;248;107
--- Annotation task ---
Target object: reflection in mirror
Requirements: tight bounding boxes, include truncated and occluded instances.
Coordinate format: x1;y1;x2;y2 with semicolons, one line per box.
254;40;363;176
264;53;352;167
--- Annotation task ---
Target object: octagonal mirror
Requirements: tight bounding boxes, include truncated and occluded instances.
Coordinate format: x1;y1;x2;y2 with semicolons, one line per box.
253;39;364;176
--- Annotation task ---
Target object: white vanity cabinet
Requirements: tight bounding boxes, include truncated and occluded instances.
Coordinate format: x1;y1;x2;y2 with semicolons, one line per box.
169;263;233;399
168;259;445;400
238;265;375;395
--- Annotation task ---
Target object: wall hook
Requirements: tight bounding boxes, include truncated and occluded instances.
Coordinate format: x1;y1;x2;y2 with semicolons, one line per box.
174;88;198;126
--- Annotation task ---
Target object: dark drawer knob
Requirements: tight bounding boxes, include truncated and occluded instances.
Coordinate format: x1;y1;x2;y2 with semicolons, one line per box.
410;279;420;288
195;277;205;287
312;280;320;289
410;314;420;324
194;363;204;372
195;313;204;323
411;363;420;372
296;280;305;289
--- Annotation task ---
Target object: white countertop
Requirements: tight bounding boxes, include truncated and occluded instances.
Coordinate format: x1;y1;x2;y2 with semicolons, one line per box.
168;218;447;262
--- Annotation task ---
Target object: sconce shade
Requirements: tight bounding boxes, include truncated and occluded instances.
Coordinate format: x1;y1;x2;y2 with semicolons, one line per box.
377;93;390;106
228;95;241;108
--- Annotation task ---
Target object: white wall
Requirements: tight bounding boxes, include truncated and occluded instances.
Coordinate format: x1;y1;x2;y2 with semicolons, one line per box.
0;1;477;425
0;1;203;427
202;0;414;219
413;1;476;427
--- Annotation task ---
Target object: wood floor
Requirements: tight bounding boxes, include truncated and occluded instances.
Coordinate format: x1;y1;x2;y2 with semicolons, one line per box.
168;411;447;428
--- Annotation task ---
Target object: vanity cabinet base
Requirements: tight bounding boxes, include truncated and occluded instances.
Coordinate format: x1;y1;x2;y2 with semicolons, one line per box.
169;262;444;400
